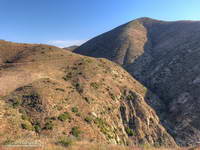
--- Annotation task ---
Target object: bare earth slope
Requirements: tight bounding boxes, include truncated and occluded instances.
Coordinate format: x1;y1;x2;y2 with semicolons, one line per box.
0;41;176;147
74;17;200;146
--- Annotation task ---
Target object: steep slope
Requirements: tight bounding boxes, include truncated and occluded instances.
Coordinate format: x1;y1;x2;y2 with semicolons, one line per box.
0;41;176;147
74;17;200;146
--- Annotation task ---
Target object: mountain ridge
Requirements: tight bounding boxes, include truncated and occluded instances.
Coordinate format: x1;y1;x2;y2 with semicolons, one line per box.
74;17;200;146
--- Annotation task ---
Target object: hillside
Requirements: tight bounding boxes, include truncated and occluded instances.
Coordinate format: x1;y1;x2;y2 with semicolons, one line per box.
74;17;200;146
0;40;176;148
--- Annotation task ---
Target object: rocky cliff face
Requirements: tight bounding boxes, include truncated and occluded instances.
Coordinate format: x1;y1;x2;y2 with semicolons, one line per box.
0;41;176;147
120;89;174;146
74;17;200;146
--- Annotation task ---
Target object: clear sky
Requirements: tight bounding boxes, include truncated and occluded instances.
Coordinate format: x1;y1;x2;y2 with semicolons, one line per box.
0;0;200;47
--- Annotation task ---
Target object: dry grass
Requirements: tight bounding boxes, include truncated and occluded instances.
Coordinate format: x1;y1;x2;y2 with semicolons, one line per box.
0;40;182;149
1;142;199;150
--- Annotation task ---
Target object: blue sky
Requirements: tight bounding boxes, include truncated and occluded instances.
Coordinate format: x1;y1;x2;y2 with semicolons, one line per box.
0;0;200;47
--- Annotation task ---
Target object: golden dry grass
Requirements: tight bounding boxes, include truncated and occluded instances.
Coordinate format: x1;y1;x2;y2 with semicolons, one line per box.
1;142;198;150
0;40;178;149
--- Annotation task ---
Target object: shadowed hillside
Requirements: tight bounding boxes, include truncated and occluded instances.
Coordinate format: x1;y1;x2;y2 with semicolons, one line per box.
74;17;200;146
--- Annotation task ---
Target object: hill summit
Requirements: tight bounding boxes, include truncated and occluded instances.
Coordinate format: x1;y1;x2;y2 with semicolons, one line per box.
74;17;200;146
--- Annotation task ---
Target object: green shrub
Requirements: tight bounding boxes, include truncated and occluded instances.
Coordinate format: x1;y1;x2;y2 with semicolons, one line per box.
126;91;137;101
20;109;30;121
84;116;93;124
57;137;73;147
9;98;21;108
21;122;32;131
75;83;83;93
125;127;135;136
58;112;71;121
13;101;21;108
94;117;106;128
63;72;72;81
34;124;41;133
90;82;99;89
75;112;81;117
44;121;54;130
94;117;113;139
71;126;81;137
71;107;78;113
21;114;30;121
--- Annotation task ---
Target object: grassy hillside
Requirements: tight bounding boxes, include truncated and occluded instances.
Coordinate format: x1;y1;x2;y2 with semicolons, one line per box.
0;40;176;148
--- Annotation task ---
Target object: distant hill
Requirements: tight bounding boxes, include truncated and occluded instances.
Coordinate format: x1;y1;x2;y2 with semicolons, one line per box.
74;17;200;146
63;45;79;51
0;40;176;147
